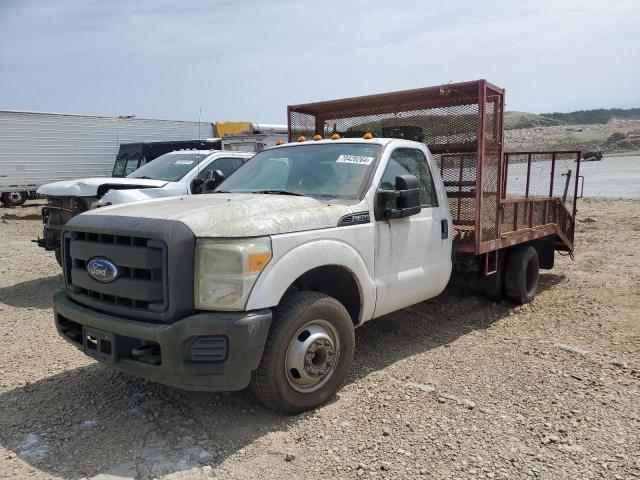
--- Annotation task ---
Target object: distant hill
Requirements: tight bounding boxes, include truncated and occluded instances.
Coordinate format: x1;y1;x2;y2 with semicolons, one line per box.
504;112;563;129
505;107;640;130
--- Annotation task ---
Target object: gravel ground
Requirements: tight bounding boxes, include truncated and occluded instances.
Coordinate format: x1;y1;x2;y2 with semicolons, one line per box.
0;198;638;480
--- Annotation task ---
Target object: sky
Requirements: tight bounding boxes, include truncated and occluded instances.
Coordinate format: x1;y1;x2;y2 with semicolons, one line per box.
0;0;638;124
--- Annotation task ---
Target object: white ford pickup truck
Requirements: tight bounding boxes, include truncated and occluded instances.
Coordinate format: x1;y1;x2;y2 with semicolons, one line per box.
36;150;253;264
51;81;580;414
53;137;455;413
54;135;576;413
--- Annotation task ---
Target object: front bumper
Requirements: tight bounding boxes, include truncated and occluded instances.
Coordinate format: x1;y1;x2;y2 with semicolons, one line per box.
53;290;272;391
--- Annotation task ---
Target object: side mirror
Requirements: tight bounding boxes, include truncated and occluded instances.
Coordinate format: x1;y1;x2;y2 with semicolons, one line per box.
203;170;225;193
375;174;421;220
192;170;226;194
190;178;204;194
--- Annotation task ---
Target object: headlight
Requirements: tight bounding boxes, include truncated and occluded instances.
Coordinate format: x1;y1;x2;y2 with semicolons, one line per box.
194;237;272;311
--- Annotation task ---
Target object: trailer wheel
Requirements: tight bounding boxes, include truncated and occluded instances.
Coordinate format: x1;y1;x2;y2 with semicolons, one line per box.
505;246;539;305
250;291;355;414
1;191;27;207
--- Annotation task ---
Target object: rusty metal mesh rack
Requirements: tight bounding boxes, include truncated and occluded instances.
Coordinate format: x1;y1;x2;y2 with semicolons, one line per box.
288;80;580;255
502;151;580;249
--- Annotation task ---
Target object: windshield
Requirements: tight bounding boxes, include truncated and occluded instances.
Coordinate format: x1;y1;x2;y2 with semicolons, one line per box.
112;144;143;177
127;152;209;181
217;143;381;201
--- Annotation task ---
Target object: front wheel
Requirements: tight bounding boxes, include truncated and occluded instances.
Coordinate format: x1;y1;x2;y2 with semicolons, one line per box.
1;191;27;207
250;291;355;414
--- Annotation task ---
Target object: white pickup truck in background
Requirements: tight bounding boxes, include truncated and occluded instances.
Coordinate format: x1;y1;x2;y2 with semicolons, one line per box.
36;150;252;264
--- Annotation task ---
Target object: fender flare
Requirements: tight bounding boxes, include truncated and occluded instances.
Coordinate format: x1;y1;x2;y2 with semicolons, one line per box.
245;238;376;324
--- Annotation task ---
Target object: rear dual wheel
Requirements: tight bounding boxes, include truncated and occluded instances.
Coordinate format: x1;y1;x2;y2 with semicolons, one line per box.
505;245;540;305
250;291;355;414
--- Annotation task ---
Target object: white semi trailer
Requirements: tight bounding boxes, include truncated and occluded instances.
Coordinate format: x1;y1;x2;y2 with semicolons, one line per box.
0;110;216;206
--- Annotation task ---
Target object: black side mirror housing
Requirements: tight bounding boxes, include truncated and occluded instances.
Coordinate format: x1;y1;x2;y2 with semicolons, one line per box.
190;178;204;194
205;170;226;192
193;170;226;194
375;174;421;220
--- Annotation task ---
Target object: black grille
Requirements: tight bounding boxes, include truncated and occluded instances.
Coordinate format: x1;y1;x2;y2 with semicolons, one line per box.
62;214;195;323
64;231;167;317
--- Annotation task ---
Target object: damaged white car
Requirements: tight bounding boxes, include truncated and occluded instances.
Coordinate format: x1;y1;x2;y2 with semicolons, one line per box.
35;150;252;264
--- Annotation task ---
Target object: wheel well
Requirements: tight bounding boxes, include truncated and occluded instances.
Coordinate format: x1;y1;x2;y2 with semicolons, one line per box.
288;265;361;325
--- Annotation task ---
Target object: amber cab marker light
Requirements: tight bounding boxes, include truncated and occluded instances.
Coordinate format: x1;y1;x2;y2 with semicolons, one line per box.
313;134;323;141
363;132;373;139
275;139;284;145
330;133;340;140
297;136;306;142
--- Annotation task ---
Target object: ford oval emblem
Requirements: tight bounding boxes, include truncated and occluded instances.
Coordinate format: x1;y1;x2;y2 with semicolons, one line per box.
87;257;119;283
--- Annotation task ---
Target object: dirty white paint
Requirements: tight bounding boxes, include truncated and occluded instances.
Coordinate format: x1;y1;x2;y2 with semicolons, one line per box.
86;193;359;238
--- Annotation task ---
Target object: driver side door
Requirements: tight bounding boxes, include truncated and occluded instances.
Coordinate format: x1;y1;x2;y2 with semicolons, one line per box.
373;148;447;317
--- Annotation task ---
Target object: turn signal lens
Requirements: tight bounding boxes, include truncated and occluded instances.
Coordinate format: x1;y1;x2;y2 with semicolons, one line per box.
363;132;373;139
297;135;306;142
275;139;284;145
313;134;323;141
331;133;340;140
248;252;271;273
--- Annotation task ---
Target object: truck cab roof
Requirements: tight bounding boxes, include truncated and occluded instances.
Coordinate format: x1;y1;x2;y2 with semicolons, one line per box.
274;137;400;148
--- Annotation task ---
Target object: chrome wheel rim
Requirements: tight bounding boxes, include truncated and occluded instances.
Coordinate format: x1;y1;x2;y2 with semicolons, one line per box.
285;319;340;393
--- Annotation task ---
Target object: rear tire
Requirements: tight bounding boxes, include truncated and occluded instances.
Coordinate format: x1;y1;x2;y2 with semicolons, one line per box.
250;291;355;414
54;248;63;267
1;191;27;207
504;245;539;305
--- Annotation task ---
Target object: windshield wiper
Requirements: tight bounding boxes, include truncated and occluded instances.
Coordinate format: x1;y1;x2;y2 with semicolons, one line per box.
254;190;304;196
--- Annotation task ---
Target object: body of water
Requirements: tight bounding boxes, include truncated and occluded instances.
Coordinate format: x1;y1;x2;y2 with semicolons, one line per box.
441;154;639;201
579;155;640;198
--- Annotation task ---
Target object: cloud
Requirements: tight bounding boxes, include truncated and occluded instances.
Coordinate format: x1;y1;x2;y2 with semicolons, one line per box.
0;0;638;123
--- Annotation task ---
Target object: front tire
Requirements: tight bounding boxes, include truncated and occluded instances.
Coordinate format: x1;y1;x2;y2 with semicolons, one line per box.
505;245;539;305
250;291;355;414
1;191;27;207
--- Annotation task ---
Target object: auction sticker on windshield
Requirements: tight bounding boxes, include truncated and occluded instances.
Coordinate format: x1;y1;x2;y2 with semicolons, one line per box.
336;155;374;165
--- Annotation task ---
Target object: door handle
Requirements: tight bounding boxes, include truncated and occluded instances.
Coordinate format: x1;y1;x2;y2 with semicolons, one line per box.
441;219;449;239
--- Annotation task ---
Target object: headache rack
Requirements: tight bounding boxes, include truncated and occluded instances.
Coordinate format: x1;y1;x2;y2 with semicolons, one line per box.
288;80;581;256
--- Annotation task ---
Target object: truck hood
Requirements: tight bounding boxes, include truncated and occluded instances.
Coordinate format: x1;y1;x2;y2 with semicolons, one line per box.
36;177;169;197
84;193;367;237
98;186;184;206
